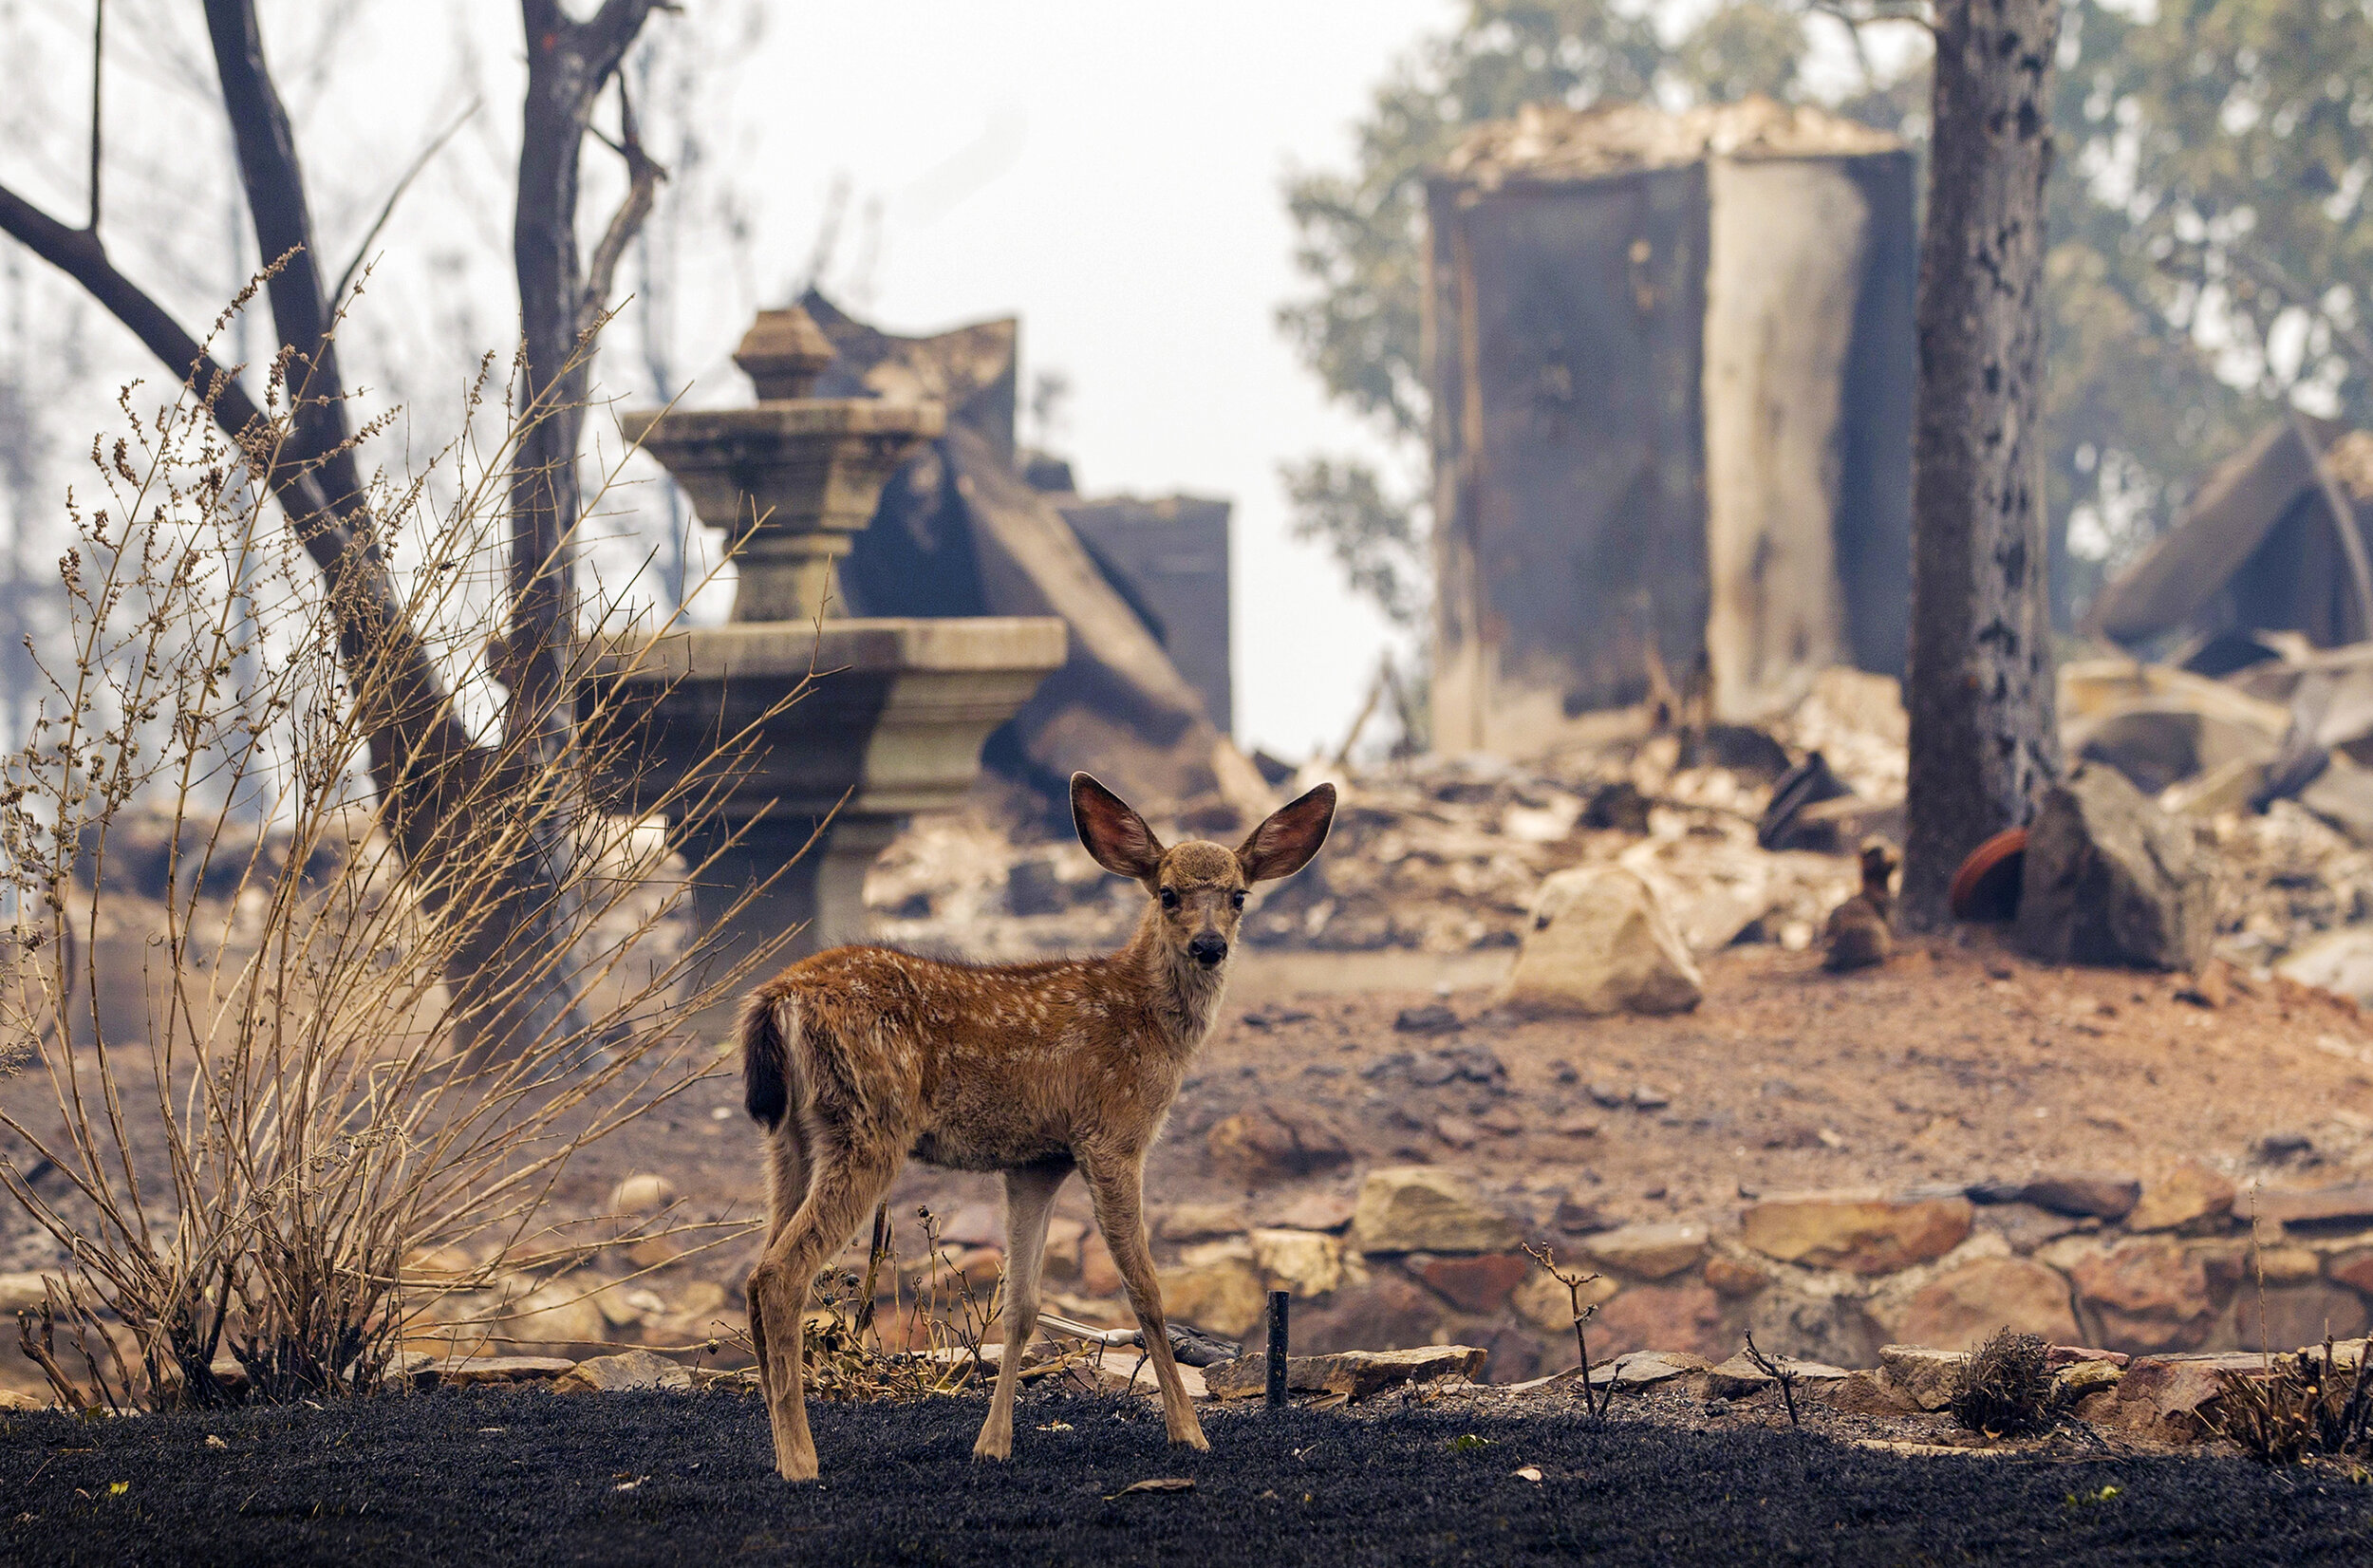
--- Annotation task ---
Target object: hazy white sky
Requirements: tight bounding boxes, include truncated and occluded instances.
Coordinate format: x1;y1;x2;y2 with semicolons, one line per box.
671;1;1457;759
1;0;1465;761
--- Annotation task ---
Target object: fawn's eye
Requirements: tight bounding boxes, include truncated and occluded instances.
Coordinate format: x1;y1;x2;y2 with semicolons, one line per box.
1160;887;1179;909
1230;890;1246;910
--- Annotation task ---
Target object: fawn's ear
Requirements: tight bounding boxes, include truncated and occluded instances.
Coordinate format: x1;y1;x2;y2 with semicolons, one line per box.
1236;782;1336;883
1072;773;1166;881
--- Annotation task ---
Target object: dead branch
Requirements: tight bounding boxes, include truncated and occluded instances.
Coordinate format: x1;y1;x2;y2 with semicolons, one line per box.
1743;1331;1801;1428
330;98;483;313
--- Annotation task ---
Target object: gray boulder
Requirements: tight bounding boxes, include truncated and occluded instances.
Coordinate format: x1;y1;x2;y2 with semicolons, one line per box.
2015;765;2214;970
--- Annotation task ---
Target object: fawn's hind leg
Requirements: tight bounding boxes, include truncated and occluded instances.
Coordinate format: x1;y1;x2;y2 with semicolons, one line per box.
747;1119;812;1432
747;1136;901;1482
974;1161;1068;1462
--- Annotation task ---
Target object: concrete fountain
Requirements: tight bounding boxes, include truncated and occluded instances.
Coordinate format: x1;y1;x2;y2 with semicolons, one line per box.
595;306;1065;999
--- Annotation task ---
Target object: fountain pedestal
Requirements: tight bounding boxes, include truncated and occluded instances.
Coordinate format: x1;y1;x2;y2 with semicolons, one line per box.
602;308;1065;1001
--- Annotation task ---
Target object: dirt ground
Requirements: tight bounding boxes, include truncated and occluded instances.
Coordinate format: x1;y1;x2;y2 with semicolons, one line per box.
550;922;2373;1265
10;922;2373;1377
5;1385;2370;1566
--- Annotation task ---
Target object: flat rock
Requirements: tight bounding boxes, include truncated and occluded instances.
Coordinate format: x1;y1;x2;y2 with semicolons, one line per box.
1703;1353;1849;1400
1510;1268;1618;1335
2019;1173;2141;1221
1265;1192;1356;1234
553;1350;693;1394
1878;1345;1969;1411
1205;1344;1487;1402
1248;1228;1346;1297
1817;1369;1918;1416
1494;867;1703;1017
1606;1350;1710;1388
1742;1191;1973;1275
1156;1255;1267;1339
1415;1252;1532;1314
1206;1106;1351;1184
2015;764;2214;971
1582;1222;1709;1281
1351;1167;1523;1255
1897;1256;2083;1352
2090;1353;2265;1443
2252;1185;2373;1226
2066;1238;2215;1353
1093;1357;1210;1402
2126;1163;2237;1232
435;1355;579;1388
1156;1203;1250;1242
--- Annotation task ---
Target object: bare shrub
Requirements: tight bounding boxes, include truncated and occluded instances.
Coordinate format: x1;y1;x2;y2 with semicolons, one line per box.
1947;1329;2057;1438
2214;1341;2373;1465
0;319;795;1409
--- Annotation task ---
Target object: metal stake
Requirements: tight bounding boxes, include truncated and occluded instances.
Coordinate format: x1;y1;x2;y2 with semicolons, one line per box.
1265;1289;1289;1409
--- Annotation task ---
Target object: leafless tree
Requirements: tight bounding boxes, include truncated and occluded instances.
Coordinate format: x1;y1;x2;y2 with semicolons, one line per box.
0;0;670;1058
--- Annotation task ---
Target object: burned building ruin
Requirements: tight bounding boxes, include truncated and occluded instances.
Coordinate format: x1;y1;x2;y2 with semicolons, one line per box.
1424;98;1916;755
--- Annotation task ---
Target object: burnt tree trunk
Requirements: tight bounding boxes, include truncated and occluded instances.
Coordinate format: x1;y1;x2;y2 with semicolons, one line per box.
1900;0;2064;930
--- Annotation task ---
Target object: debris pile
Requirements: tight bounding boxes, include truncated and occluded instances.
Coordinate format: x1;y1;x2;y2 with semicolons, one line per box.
866;668;1905;961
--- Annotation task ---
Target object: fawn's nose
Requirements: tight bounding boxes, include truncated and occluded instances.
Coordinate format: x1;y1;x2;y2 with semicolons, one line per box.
1188;932;1228;967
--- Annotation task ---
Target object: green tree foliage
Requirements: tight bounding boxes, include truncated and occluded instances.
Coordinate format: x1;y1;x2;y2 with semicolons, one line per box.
1286;0;2373;636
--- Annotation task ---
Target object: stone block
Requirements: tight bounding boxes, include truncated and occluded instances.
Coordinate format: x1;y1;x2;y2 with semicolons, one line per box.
1249;1228;1347;1297
2016;764;2214;970
1741;1191;1973;1275
1592;1281;1729;1361
1896;1256;2081;1352
2127;1163;2237;1233
1583;1222;1710;1281
1156;1204;1249;1242
2068;1239;2215;1353
1207;1106;1351;1184
1158;1255;1267;1339
2019;1173;2141;1222
1511;1268;1619;1335
1351;1167;1523;1255
1204;1345;1487;1401
2090;1353;2263;1443
1415;1252;1533;1314
1877;1345;1968;1411
1494;867;1703;1017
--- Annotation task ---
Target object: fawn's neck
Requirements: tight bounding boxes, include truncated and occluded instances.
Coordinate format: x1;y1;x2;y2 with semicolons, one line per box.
1119;905;1231;1050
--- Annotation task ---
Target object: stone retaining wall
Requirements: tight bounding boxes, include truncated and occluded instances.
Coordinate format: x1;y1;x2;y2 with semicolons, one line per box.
1135;1163;2373;1383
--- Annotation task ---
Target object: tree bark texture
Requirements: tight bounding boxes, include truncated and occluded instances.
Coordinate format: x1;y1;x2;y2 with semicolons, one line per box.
1900;0;2064;929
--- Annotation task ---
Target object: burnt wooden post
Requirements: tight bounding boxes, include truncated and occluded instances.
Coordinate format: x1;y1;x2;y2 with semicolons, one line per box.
1265;1290;1289;1409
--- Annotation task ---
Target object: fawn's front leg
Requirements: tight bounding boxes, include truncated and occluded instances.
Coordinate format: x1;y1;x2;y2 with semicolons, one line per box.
1082;1153;1207;1451
974;1161;1068;1462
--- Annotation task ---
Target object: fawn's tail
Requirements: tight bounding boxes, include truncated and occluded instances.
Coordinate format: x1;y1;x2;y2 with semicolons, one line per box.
739;988;794;1129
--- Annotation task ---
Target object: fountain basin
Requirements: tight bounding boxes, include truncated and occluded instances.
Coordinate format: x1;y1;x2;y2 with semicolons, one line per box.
588;616;1065;991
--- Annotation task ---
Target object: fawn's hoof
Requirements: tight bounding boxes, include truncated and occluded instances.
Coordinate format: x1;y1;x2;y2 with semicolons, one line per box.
775;1449;820;1483
971;1436;1013;1463
1170;1428;1210;1452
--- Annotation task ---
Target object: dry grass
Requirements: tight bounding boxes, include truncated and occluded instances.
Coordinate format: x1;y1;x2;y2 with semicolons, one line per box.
2213;1341;2373;1465
0;298;803;1410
